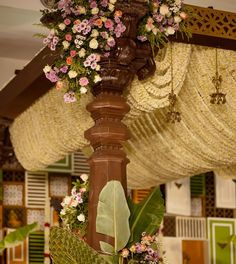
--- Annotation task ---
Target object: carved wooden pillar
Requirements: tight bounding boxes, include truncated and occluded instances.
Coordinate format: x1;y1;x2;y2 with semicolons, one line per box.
85;1;155;251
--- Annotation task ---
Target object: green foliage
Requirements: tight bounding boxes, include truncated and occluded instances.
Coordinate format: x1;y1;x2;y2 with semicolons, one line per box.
50;227;109;264
128;187;164;245
0;222;38;252
96;181;131;252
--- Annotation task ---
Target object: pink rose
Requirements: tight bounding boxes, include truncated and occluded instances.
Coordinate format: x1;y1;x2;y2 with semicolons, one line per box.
70;50;77;57
64;18;71;25
180;12;188;20
105;19;114;30
79;77;89;86
65;34;72;41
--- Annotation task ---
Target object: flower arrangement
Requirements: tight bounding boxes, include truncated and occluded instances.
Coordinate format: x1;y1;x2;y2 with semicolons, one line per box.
120;232;167;264
60;173;89;237
40;0;191;103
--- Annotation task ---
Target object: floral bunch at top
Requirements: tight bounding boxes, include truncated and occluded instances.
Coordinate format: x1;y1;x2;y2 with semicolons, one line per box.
41;0;126;103
138;0;190;47
120;231;168;264
60;173;89;237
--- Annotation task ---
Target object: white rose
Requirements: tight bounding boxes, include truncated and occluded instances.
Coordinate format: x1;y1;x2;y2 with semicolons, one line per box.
70;199;79;207
89;38;99;49
174;16;182;23
95;65;101;71
79;6;86;14
101;16;107;22
80;173;88;182
152;27;158;35
80;87;87;94
94;75;102;83
108;3;115;11
91;7;99;14
110;0;117;4
160;5;169;16
77;213;85;222
78;48;86;58
72;25;77;33
63;196;72;206
62;40;70;50
58;23;66;30
68;70;78;79
60;209;66;215
91;29;99;38
43;65;51;73
166;26;175;35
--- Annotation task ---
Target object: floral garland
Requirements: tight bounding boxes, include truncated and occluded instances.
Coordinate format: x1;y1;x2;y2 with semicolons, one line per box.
60;173;89;237
40;0;190;103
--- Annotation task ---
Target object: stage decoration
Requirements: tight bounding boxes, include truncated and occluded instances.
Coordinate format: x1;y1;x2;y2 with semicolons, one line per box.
39;0;190;102
166;42;181;123
52;181;165;264
10;45;236;188
210;48;226;104
60;173;89;238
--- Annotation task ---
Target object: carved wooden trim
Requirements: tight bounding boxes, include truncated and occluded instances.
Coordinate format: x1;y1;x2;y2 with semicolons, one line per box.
187;5;236;40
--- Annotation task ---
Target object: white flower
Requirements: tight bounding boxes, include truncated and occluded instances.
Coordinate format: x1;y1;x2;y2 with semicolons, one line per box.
108;3;115;11
71;186;77;196
166;26;175;35
94;75;102;83
91;7;99;14
91;29;99;38
58;23;66;30
70;198;78;207
68;70;78;79
160;5;169;16
78;6;86;14
78;48;86;58
110;0;117;4
174;16;182;23
62;196;72;206
43;65;51;73
60;209;66;215
77;213;85;222
152;27;159;35
95;65;101;71
89;38;99;49
62;40;70;50
80;87;87;94
80;173;88;182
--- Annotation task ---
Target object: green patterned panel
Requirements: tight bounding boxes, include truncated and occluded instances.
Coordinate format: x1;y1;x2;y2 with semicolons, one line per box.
28;231;44;263
45;155;72;173
208;218;236;264
190;174;205;196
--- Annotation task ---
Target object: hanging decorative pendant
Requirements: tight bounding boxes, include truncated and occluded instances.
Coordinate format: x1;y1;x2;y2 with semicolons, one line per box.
166;43;181;123
210;48;226;104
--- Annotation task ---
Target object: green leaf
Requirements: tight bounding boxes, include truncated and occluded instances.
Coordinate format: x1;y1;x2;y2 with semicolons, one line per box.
100;254;119;264
0;222;38;252
100;241;114;254
128;187;164;244
96;181;130;252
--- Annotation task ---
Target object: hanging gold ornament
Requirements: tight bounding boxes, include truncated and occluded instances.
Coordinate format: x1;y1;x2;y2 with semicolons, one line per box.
210;48;226;104
166;43;181;123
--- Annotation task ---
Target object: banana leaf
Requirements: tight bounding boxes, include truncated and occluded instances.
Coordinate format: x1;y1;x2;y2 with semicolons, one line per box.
0;222;38;252
96;181;130;252
50;227;109;264
128;187;164;245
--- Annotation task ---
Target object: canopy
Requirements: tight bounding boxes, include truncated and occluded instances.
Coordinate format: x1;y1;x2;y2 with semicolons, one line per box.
10;43;236;188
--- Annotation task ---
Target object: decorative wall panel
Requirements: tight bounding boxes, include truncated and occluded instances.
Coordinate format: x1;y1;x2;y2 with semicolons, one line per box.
3;170;24;182
163;237;182;264
25;172;48;209
166;178;191;216
45;155;72;173
3;207;25;228
132;189;151;204
49;175;69;197
207;218;236;264
215;174;236;209
3;184;23;206
72;151;90;176
191;197;203;217
27;209;44;231
28;231;44;264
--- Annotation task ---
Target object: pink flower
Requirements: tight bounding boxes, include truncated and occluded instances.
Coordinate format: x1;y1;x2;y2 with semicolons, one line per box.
64;18;71;25
70;50;77;57
180;12;188;20
105;19;114;30
79;77;89;86
65;34;72;41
